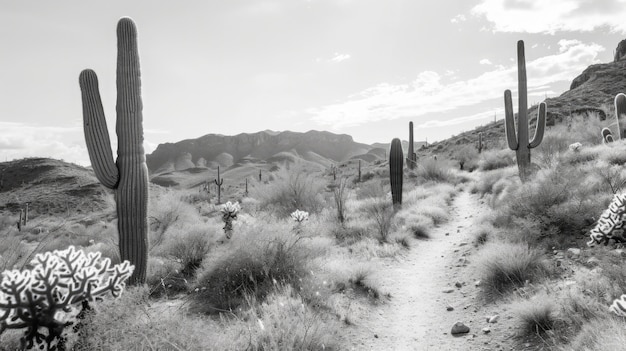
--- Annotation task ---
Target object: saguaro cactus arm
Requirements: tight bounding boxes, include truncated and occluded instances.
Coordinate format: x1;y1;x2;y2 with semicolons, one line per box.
504;90;518;150
615;93;626;139
529;102;546;148
79;70;119;189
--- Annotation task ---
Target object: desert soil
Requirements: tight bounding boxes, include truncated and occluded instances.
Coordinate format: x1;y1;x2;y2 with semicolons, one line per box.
340;189;519;351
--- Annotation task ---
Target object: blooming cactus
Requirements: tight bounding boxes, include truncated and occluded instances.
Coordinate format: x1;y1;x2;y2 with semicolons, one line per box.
290;210;309;223
0;246;134;350
221;201;241;239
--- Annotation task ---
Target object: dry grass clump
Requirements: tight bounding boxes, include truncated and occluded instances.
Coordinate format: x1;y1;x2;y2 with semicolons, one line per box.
68;284;338;351
564;317;626;351
361;197;395;243
503;165;607;241
148;189;204;255
160;223;219;277
476;242;550;299
598;141;626;165
511;293;559;337
250;167;327;218
479;149;515;171
190;223;324;314
414;158;458;183
240;286;339;350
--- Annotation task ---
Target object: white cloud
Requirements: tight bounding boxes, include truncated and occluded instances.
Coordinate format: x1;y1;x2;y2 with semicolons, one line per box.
307;40;603;129
0;122;90;165
479;58;493;65
330;53;351;63
417;109;503;128
450;14;467;23
472;0;626;34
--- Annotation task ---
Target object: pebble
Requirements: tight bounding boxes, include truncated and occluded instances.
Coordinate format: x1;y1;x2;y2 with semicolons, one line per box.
443;288;455;293
488;315;500;323
482;327;491;334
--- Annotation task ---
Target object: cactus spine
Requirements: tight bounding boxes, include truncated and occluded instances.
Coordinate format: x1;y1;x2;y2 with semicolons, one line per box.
407;122;416;169
504;40;546;182
215;166;223;204
389;138;403;206
79;18;148;284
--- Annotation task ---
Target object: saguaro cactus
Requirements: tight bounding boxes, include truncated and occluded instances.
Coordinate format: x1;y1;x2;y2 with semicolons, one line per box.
389;138;403;206
357;159;361;182
504;40;546;182
215;166;224;204
477;132;483;153
605;93;626;143
79;17;148;284
408;122;416;169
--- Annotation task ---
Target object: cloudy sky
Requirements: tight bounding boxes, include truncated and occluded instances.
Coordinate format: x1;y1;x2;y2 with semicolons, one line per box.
1;0;624;165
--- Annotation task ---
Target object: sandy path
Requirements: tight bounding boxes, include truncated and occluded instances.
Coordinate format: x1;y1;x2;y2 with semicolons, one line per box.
341;190;513;351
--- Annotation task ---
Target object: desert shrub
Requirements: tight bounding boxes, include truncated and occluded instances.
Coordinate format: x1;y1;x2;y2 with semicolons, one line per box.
504;165;607;238
452;146;479;171
561;147;599;165
362;197;395;242
332;178;349;224
149;190;202;250
593;163;626;194
599;141;626;165
191;225;321;314
565;317;626;351
479;149;515;171
240;286;339;350
146;256;187;298
408;223;430;239
251;168;326;217
476;242;550;299
161;224;217;277
347;267;384;300
559;286;606;334
360;171;375;183
0;236;31;271
332;224;368;245
414;158;457;183
512;293;558;336
70;286;238;350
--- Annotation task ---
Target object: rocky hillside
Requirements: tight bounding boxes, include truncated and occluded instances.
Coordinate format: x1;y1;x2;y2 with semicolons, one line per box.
426;39;626;158
0;158;108;216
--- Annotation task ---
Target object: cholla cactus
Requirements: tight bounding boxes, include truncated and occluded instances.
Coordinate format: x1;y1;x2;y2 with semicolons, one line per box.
290;210;309;235
221;201;240;239
0;246;134;350
587;192;626;247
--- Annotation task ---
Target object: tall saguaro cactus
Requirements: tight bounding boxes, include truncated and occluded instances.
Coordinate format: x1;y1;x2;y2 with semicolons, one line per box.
504;40;546;182
477;132;483;154
407;122;416;169
389;138;403;206
215;166;224;204
79;18;148;285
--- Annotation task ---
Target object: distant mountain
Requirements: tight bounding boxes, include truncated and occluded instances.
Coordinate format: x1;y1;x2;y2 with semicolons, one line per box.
146;130;375;175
